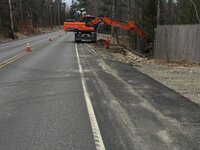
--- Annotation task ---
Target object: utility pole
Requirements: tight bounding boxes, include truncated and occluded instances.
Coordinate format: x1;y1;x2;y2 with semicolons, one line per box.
57;0;61;29
8;0;14;39
19;0;23;21
114;0;117;18
114;0;119;43
157;0;160;26
49;0;53;29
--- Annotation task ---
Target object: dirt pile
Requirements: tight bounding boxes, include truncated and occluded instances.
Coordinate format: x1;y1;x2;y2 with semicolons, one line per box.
89;39;145;64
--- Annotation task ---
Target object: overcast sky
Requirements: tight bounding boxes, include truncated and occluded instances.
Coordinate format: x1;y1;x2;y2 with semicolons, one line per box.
64;0;72;6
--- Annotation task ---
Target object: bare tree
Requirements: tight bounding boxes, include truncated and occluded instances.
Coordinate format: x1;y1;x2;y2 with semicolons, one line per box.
190;0;200;23
8;0;14;39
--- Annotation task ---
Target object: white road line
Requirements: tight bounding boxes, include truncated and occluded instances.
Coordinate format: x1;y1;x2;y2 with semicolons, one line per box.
75;43;105;150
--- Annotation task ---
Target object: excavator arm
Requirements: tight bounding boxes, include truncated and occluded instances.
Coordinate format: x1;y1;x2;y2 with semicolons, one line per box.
87;16;146;37
64;15;146;42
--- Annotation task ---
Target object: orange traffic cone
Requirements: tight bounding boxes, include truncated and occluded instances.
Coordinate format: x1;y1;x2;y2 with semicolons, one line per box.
49;37;52;41
26;43;31;52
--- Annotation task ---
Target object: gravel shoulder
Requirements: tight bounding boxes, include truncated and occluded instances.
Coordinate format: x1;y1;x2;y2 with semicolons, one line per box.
87;35;200;105
0;27;59;43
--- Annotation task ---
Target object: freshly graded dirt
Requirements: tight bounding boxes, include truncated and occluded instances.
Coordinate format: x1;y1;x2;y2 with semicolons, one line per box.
87;37;200;105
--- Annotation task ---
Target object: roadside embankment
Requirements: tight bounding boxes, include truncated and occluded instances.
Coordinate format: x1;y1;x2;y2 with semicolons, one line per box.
0;26;61;43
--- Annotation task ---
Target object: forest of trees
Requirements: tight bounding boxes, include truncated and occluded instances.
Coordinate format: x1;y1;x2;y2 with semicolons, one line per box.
0;0;67;37
68;0;200;27
0;0;199;52
68;0;200;53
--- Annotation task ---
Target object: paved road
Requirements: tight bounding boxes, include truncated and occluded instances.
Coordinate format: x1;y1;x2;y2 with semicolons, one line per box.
0;31;62;62
0;31;199;150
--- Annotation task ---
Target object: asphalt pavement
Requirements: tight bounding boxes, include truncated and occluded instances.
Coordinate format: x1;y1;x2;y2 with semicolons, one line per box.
0;31;96;150
0;31;199;150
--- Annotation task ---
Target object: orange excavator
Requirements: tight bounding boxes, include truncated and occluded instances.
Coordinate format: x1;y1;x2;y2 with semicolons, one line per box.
64;15;146;42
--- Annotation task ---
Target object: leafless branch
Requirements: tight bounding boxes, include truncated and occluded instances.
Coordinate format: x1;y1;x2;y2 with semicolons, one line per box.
190;0;200;23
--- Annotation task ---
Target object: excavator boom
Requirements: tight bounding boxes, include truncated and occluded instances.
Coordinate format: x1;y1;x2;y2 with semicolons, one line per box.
87;16;146;37
63;15;146;42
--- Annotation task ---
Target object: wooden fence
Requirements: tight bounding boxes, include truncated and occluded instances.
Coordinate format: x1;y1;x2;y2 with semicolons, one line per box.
154;25;200;63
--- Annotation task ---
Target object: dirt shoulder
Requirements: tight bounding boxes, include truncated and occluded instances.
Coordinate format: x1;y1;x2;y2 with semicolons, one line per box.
87;35;200;105
0;26;59;43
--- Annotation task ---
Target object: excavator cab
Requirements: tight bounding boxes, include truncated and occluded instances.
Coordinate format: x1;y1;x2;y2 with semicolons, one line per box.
82;15;99;31
82;15;95;24
74;15;97;43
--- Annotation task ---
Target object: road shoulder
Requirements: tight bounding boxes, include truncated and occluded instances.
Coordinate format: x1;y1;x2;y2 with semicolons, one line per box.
86;42;200;105
77;43;200;150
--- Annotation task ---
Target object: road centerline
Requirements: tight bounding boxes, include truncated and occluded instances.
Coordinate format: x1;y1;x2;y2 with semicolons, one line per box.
0;52;27;69
75;43;105;150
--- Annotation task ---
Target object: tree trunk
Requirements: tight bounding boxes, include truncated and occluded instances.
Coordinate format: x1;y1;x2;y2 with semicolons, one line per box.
190;0;200;23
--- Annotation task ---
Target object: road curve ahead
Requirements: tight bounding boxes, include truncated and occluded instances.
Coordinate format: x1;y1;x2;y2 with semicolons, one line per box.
0;31;200;150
